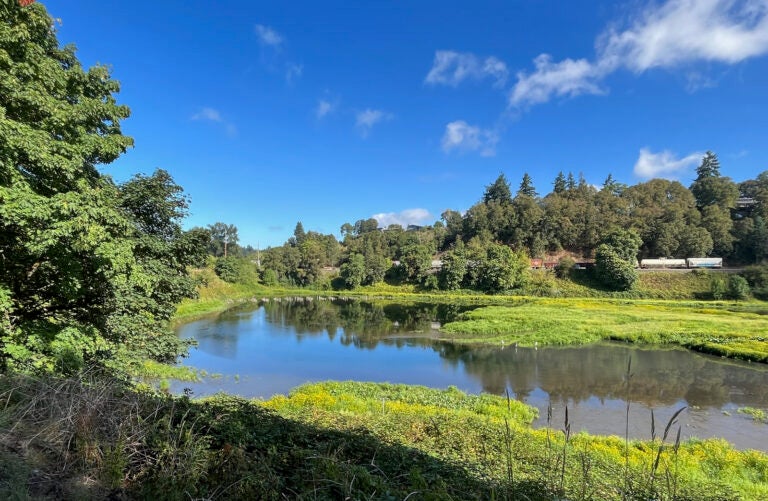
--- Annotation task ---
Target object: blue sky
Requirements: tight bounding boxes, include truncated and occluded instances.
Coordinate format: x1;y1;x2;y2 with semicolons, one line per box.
45;0;768;248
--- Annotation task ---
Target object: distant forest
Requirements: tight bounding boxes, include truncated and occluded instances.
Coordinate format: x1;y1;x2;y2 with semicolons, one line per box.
214;153;767;292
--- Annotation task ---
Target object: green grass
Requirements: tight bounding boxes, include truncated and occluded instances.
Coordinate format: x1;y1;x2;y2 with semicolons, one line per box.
738;407;767;423
263;381;768;500
4;373;767;500
440;297;768;362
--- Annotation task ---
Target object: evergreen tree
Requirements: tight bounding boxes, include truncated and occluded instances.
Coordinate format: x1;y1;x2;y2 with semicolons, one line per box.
483;174;513;204
696;151;721;180
566;172;576;191
517;173;537;198
553;171;567;194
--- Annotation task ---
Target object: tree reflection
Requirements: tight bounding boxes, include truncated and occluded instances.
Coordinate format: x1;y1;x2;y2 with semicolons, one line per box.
436;343;768;407
192;299;768;409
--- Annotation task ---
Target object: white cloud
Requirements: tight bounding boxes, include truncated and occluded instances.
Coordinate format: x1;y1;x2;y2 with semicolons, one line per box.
372;208;433;228
510;0;768;107
441;120;499;157
316;99;335;119
191;107;236;136
285;62;303;84
255;24;283;47
355;108;393;136
633;148;703;179
191;107;222;122
510;55;607;107
599;0;768;72
425;50;509;87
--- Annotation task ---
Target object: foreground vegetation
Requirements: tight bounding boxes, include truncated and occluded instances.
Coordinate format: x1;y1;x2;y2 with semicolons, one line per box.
2;374;766;500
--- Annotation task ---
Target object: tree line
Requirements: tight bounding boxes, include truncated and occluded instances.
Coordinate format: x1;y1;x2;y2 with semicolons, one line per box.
235;153;766;293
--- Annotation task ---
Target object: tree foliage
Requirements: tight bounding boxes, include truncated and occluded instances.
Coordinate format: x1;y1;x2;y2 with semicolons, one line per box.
0;2;206;371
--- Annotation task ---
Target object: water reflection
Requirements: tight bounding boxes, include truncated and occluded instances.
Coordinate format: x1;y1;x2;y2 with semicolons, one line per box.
436;343;768;408
175;298;768;450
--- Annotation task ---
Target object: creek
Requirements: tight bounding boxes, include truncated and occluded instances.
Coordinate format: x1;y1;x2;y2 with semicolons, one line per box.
173;298;768;451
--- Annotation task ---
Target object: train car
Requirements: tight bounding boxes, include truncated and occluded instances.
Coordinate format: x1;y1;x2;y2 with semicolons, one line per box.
640;258;687;269
530;258;543;269
686;257;723;269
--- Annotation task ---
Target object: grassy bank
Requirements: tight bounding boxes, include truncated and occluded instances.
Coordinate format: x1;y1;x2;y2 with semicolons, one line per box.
173;268;722;322
441;298;768;362
3;374;764;500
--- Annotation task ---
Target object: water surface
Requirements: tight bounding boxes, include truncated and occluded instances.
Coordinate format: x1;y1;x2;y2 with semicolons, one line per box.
173;298;768;451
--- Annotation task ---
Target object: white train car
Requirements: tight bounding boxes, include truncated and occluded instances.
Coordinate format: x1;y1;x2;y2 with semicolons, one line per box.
686;257;723;269
640;258;687;269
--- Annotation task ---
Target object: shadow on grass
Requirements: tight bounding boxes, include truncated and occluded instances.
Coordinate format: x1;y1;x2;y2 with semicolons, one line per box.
0;371;553;500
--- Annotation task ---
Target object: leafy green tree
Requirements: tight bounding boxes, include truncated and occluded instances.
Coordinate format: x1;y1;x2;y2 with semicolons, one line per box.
594;244;638;291
623;179;705;258
555;256;576;279
208;222;239;257
727;275;750;301
439;246;467;290
363;253;389;285
399;243;433;285
600;228;641;263
353;218;379;235
475;244;528;293
340;254;366;289
0;2;205;370
710;275;727;300
594;229;640;291
214;256;242;283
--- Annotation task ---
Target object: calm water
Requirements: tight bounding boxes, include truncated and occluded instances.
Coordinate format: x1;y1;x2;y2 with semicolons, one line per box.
173;298;768;451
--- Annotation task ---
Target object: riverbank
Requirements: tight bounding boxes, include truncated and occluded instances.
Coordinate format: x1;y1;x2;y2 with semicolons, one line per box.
3;374;765;500
175;270;768;363
173;268;717;321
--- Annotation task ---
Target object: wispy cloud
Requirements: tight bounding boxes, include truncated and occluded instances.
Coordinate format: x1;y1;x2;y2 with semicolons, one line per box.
191;107;222;122
510;55;607;107
441;120;499;157
191;107;237;136
316;98;336;119
285;62;303;84
633;148;702;179
510;0;768;107
356;108;393;137
425;50;509;88
372;208;433;228
255;24;283;47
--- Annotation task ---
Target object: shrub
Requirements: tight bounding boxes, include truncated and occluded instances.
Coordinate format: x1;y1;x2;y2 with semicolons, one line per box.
595;244;638;291
554;256;576;279
214;257;242;283
741;265;768;289
727;275;750;301
710;275;727;300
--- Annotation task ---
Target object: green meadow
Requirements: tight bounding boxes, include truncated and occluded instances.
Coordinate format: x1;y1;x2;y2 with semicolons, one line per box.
440;298;768;362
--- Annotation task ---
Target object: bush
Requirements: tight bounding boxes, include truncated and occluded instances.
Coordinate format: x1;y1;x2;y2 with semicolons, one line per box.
595;244;638;291
554;256;575;279
727;275;750;301
261;268;279;286
214;257;242;283
710;275;727;300
741;265;768;289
